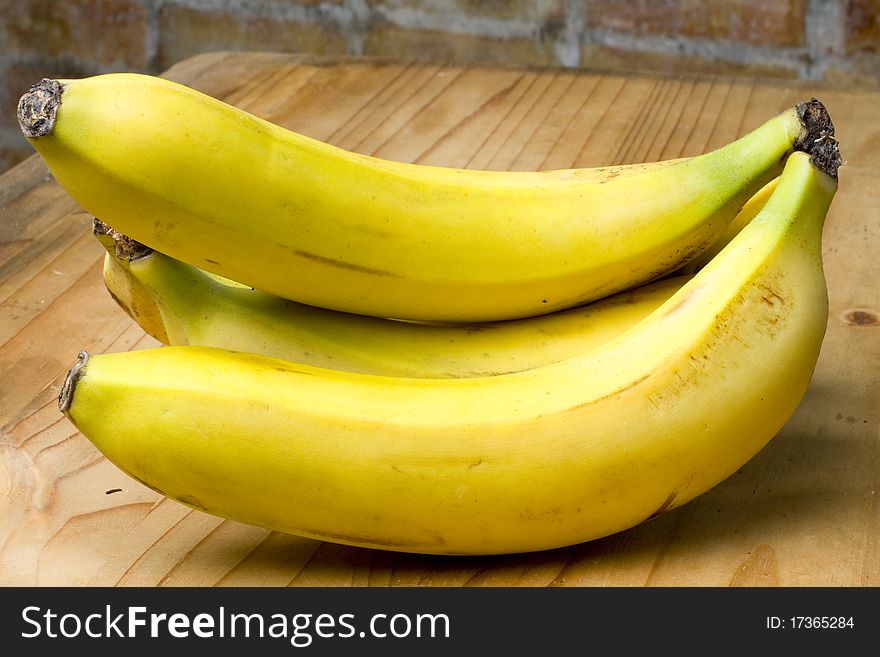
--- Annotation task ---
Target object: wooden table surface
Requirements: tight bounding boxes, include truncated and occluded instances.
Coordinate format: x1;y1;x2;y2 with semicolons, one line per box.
1;52;877;587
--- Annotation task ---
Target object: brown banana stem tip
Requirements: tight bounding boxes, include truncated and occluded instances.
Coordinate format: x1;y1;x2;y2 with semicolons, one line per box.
17;78;63;138
794;98;842;180
93;218;154;261
58;350;88;414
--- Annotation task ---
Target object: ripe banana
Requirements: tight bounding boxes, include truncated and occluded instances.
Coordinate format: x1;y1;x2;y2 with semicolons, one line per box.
60;146;840;555
92;153;694;347
19;73;828;321
91;152;692;348
99;227;690;377
94;170;769;374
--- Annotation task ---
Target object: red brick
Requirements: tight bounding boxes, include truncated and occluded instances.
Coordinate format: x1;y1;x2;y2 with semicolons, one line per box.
586;0;807;48
258;0;345;7
367;0;565;23
0;0;150;68
580;42;798;79
363;22;560;67
845;0;880;52
822;52;880;88
157;4;349;71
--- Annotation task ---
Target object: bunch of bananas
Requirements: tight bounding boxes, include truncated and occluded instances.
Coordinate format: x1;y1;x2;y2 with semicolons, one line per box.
18;73;842;555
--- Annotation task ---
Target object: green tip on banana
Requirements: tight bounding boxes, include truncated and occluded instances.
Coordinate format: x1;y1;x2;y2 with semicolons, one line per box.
17;78;63;138
59;350;88;414
92;217;153;261
793;98;842;180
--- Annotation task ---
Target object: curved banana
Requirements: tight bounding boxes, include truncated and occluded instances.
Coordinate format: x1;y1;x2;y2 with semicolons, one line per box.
19;74;828;321
92;154;692;344
96;168;769;368
103;233;689;377
60;147;840;555
93;150;694;342
96;170;769;373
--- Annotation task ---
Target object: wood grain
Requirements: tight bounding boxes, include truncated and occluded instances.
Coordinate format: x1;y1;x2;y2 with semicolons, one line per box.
1;52;877;586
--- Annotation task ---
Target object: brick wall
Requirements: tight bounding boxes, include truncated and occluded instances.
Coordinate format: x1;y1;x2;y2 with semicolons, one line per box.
2;0;879;172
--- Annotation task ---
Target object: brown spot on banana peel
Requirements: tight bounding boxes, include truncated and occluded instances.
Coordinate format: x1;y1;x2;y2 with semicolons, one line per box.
58;350;88;414
105;288;126;310
576;236;716;308
17;78;63;138
293;249;404;278
175;493;213;514
560;373;653;414
647;491;679;520
657;285;703;318
648;283;791;411
757;284;785;305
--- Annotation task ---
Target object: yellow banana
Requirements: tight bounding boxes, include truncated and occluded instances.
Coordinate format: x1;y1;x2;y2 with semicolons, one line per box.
100;228;689;377
19;74;828;321
93;152;693;345
95;169;769;375
91;153;691;345
60;147;840;555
